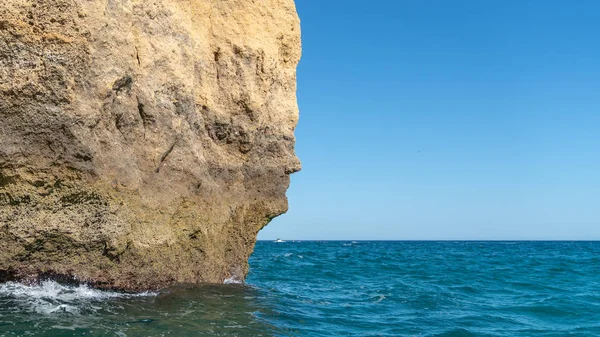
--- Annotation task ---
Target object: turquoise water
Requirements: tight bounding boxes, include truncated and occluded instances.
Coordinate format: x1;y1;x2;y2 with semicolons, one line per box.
1;241;600;336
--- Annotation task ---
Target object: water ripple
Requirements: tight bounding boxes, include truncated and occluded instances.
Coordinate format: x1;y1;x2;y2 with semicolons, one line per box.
1;241;600;336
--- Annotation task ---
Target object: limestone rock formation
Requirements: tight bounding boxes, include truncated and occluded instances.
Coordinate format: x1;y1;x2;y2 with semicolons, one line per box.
0;0;301;291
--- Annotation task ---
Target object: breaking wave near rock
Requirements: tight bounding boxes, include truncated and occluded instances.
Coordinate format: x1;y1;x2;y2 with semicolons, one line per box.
0;281;156;316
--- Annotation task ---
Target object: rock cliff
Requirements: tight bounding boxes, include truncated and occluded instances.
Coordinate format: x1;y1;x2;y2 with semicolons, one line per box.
0;0;301;291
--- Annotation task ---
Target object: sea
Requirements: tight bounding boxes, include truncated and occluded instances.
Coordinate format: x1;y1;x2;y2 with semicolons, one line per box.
1;241;599;336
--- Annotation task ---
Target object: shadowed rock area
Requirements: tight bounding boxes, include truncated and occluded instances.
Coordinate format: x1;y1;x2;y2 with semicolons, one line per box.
0;0;301;291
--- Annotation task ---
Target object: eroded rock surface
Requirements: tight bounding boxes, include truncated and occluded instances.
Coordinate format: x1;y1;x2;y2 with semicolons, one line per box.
0;0;301;290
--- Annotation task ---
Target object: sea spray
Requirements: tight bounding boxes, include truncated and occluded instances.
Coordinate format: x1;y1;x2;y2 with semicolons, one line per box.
0;281;156;315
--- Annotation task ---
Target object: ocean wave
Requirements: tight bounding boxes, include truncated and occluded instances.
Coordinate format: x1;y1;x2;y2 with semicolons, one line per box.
0;281;155;315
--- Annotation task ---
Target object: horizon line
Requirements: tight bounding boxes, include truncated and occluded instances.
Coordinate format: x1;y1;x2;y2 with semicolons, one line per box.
257;239;600;242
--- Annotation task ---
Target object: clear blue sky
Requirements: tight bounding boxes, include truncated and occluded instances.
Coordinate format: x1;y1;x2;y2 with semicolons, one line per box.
259;0;600;240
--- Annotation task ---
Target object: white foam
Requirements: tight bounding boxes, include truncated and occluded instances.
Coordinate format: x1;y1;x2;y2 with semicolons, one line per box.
373;294;386;303
223;277;242;285
0;281;156;315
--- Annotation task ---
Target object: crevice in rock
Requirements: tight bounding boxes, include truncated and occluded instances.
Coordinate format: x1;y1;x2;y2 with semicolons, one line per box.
135;47;141;66
237;100;255;121
136;96;152;139
74;151;93;162
115;112;126;135
214;48;221;80
155;141;177;173
189;229;202;240
112;75;132;94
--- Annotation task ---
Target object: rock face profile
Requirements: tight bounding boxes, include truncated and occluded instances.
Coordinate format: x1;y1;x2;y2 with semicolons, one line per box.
0;0;301;290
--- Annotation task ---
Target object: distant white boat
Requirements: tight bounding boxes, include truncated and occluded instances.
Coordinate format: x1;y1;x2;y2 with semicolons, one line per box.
274;238;286;243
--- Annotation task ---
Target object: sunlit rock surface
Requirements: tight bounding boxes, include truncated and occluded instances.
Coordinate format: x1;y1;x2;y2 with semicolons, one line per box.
0;0;301;291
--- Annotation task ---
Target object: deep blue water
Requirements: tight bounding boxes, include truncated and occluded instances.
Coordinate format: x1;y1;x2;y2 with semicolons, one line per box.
1;241;600;336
